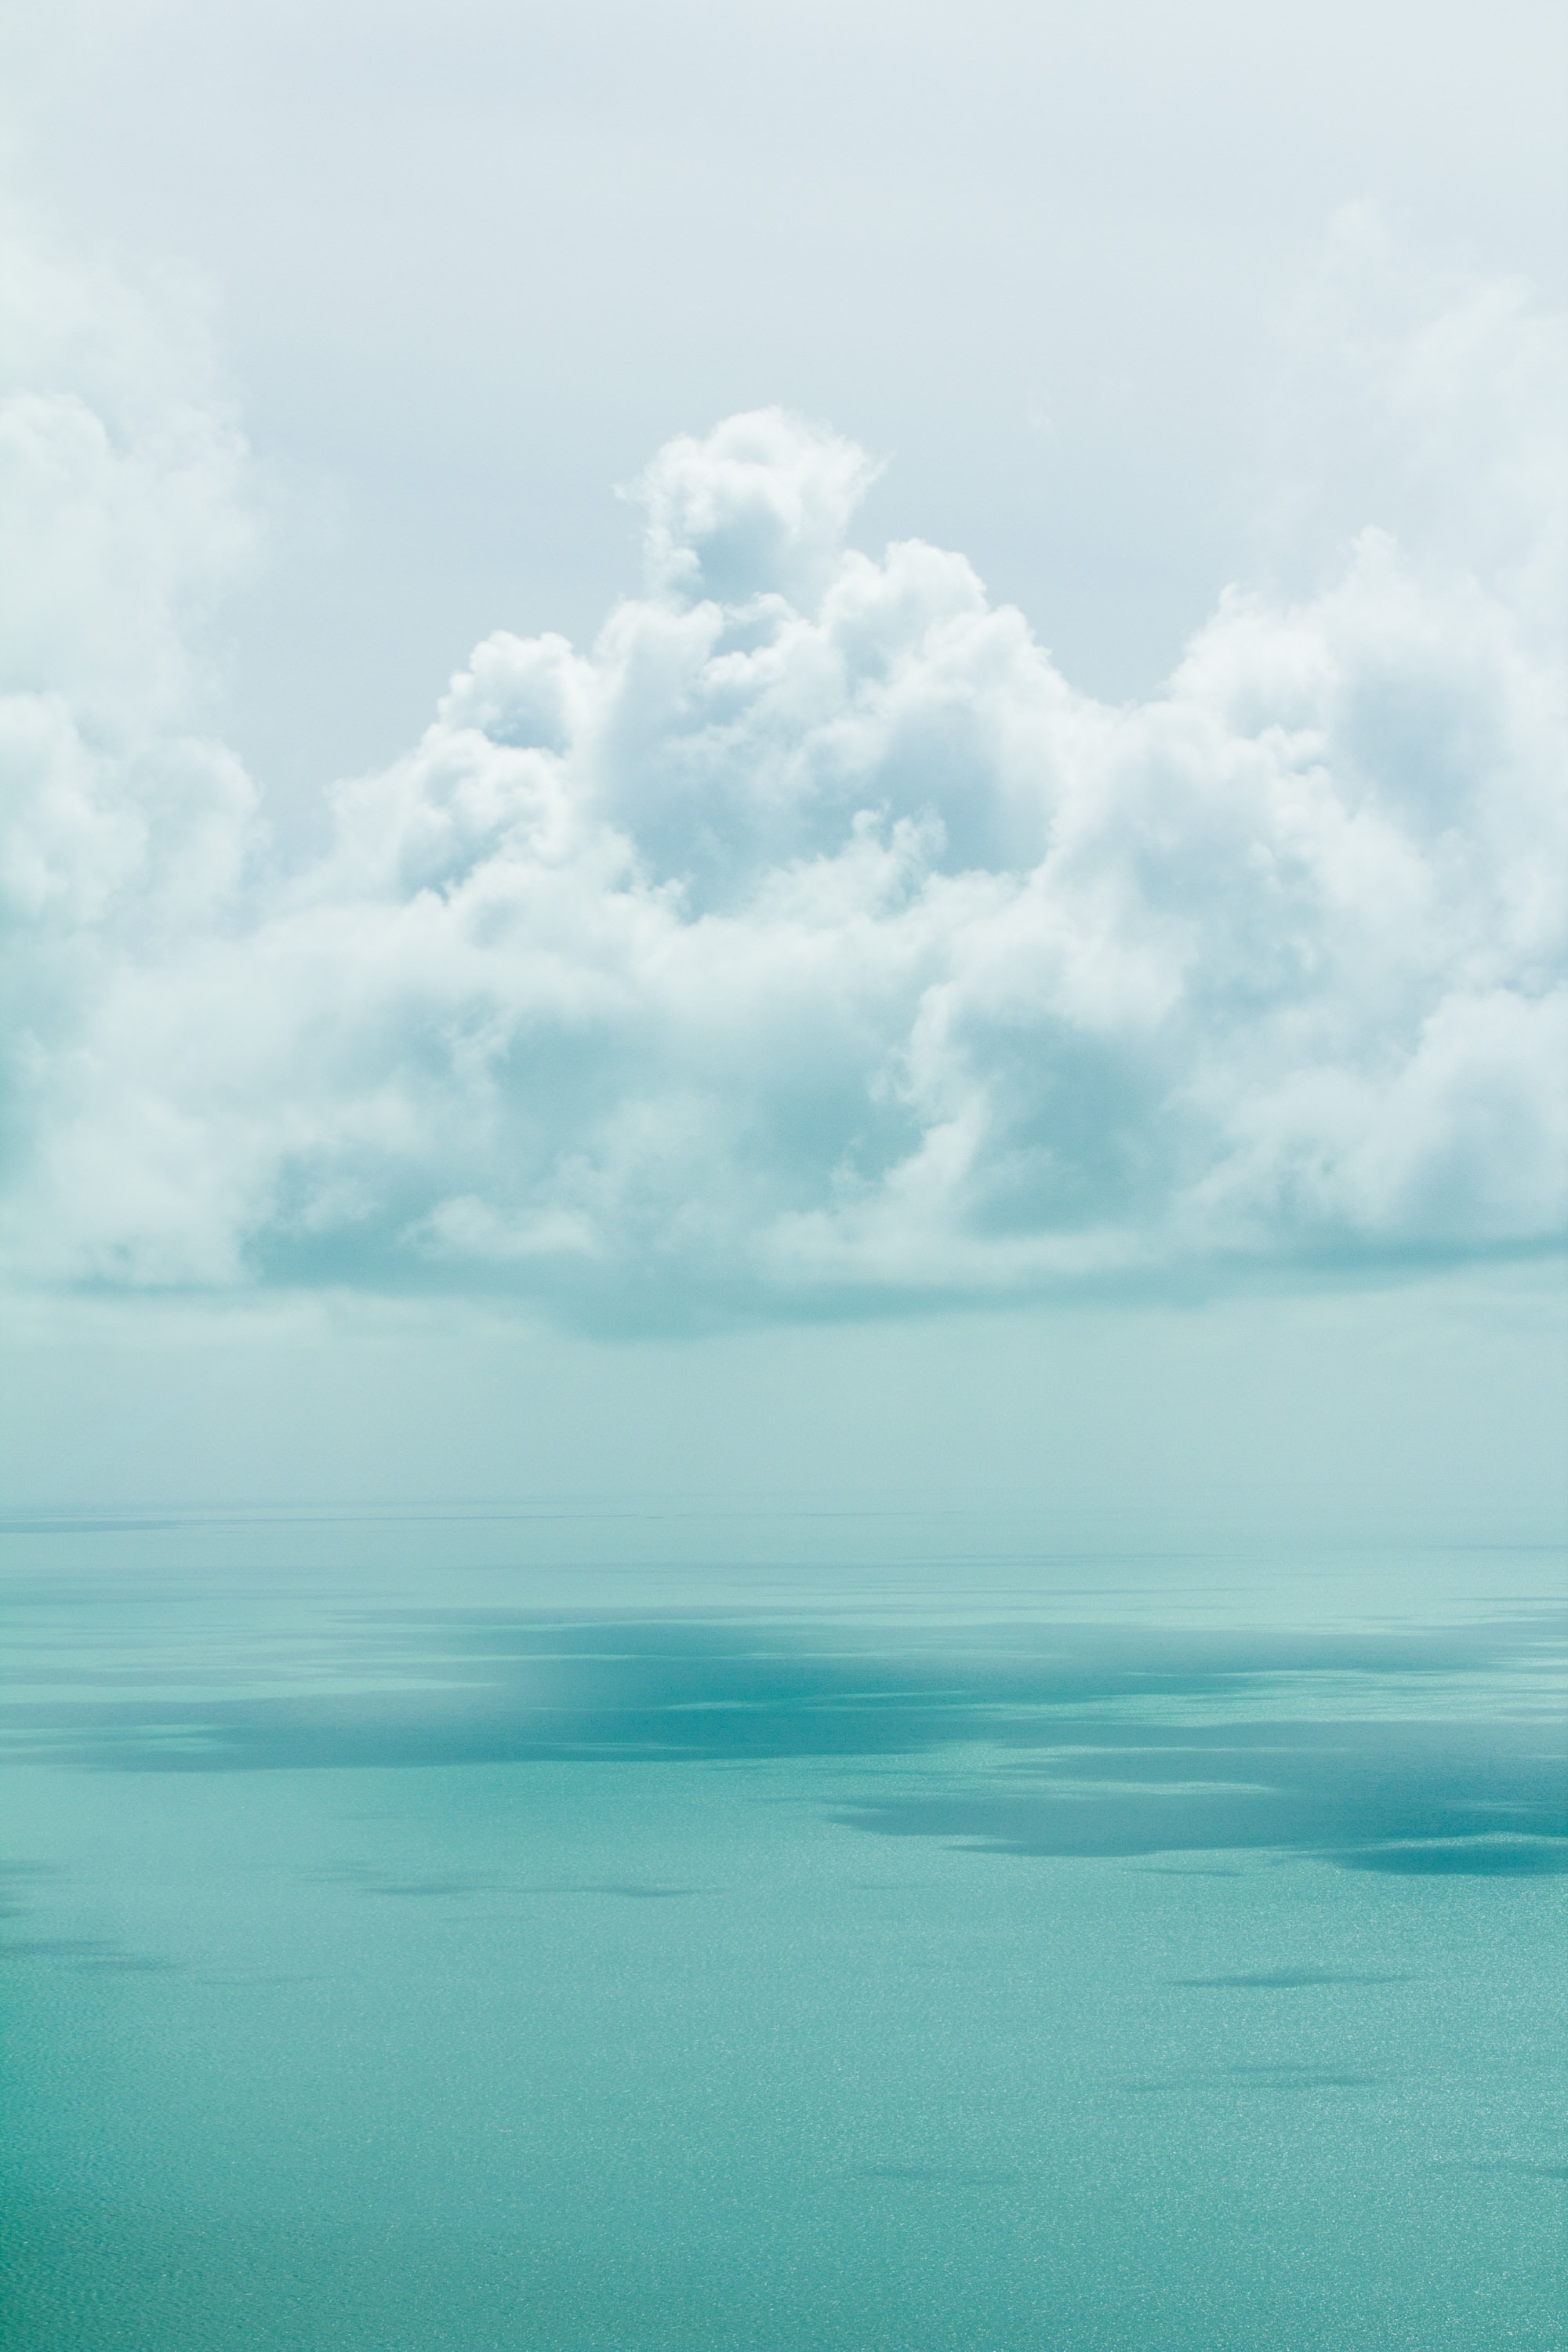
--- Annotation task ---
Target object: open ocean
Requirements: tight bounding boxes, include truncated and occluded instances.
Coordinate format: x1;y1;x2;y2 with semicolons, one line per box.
2;1509;1564;2350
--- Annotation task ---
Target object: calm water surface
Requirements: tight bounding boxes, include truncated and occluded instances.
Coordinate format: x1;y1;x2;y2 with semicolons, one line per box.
2;1512;1564;2349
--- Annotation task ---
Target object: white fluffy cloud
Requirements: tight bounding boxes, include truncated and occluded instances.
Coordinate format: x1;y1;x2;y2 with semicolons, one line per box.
3;230;1565;1323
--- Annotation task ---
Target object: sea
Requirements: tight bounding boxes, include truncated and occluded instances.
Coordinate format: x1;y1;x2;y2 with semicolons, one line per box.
2;1506;1564;2350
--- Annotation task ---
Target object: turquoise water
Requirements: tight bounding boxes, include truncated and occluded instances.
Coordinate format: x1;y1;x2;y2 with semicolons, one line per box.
2;1513;1564;2349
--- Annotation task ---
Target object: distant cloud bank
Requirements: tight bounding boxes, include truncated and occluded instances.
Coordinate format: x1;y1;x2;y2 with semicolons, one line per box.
4;224;1565;1325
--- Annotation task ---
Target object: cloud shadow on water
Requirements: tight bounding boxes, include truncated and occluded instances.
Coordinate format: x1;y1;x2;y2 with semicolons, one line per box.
7;1607;1563;1879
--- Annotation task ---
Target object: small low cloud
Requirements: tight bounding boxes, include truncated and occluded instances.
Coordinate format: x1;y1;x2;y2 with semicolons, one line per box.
4;223;1565;1327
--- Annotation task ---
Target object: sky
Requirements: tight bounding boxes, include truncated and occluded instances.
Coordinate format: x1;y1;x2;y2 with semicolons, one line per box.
2;0;1566;1531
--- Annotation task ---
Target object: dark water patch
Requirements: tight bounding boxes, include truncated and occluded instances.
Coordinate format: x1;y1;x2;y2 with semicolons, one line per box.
838;1711;1566;1870
13;1608;1560;1769
0;1861;57;1918
1174;1968;1412;1987
521;1881;705;1899
363;1875;495;1898
571;1882;700;1898
1227;2063;1381;2086
9;1607;1563;1875
325;1867;501;1899
195;1971;329;1986
72;1953;184;1973
851;2165;1024;2187
0;1936;181;1973
9;1664;278;1688
1134;1864;1249;1876
1124;2065;1382;2096
323;1864;702;1900
1333;1838;1568;1875
0;1516;184;1535
1432;2159;1568;2180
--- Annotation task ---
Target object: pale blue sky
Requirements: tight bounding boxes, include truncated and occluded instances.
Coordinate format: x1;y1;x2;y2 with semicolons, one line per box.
7;0;1566;810
5;1272;1564;1547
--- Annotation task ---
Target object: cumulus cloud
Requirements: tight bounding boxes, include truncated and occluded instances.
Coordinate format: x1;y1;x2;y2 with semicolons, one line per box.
3;223;1565;1324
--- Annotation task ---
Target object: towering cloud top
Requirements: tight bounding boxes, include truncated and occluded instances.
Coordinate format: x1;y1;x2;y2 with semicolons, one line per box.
4;235;1565;1326
633;408;882;611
